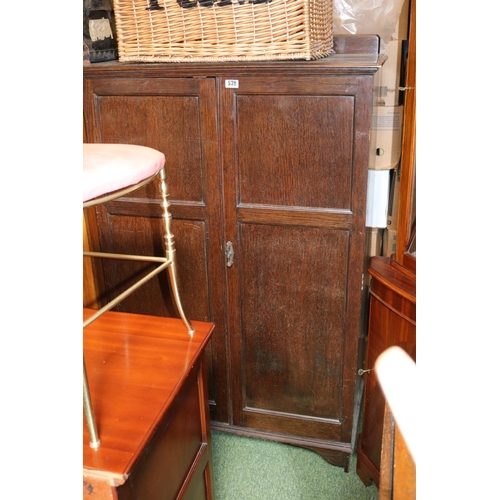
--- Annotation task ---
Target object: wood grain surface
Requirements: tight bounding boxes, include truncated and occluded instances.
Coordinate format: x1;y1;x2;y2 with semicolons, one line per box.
83;308;214;481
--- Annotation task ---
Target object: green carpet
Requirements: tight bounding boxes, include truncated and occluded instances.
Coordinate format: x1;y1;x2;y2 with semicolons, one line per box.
212;431;378;500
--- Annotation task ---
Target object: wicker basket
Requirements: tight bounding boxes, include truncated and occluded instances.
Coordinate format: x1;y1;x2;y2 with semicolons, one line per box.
113;0;334;62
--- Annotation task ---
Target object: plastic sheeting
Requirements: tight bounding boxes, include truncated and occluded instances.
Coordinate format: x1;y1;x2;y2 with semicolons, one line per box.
332;0;406;51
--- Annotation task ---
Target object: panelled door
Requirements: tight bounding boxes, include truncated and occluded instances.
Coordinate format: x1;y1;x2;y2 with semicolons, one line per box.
83;76;229;422
220;74;373;447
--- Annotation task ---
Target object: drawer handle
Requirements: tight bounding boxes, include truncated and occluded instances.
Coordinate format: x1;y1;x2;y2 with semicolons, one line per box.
226;241;234;268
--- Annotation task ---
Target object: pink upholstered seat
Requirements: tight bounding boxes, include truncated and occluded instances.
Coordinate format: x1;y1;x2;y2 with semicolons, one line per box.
83;143;166;203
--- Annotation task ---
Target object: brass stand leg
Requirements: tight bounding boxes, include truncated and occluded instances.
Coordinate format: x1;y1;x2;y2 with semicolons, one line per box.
83;359;100;449
167;264;195;335
159;168;195;335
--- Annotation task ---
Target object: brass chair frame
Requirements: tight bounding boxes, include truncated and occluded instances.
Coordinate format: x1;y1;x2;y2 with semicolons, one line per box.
83;165;195;450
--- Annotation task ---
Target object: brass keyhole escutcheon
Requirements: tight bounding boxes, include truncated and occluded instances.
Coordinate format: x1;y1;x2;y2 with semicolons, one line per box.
226;241;234;267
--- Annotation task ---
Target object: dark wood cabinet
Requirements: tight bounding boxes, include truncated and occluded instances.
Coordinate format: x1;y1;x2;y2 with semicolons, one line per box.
83;37;385;469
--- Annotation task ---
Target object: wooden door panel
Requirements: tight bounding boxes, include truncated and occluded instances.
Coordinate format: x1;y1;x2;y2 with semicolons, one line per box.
94;213;209;320
84;77;216;203
237;94;354;209
238;224;349;420
95;94;204;203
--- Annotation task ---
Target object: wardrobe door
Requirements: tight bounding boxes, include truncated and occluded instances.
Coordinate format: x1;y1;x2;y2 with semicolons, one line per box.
83;76;229;422
220;74;373;463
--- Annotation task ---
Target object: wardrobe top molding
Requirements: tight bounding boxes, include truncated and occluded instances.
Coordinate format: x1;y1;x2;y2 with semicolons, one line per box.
83;35;386;79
